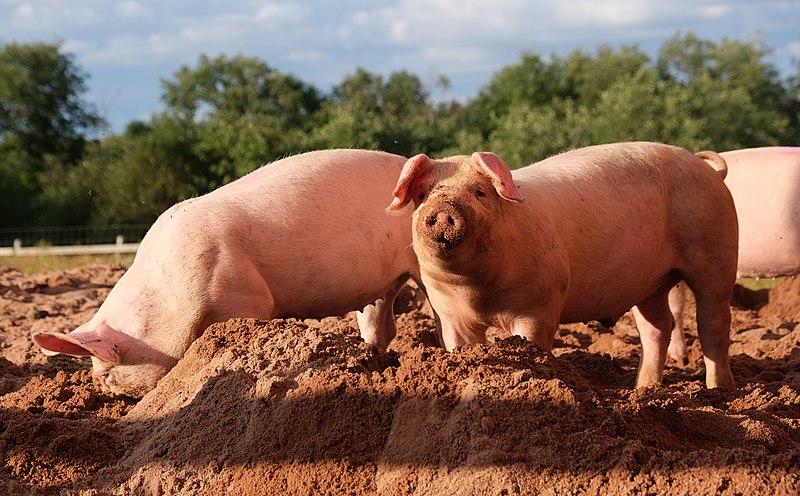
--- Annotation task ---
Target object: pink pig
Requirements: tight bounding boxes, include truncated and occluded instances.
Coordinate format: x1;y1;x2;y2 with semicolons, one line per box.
388;142;738;389
34;149;420;397
668;146;800;362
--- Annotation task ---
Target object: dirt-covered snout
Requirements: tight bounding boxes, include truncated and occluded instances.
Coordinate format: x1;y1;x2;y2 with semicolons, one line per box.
387;151;525;261
416;196;474;254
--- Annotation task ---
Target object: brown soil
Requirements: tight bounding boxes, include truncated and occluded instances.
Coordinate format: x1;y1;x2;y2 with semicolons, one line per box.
1;266;798;495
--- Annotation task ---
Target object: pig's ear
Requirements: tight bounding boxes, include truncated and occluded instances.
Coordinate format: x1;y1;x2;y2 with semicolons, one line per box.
471;152;524;203
33;324;121;363
386;154;432;212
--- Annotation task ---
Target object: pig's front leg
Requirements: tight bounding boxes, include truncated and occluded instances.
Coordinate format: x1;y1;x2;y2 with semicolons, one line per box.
438;315;488;351
357;275;409;351
507;312;560;350
357;298;396;351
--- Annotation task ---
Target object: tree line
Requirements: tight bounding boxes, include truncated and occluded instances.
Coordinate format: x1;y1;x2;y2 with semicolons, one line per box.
1;32;798;228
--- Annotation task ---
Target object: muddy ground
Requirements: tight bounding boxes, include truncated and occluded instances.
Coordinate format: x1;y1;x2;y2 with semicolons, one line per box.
0;264;798;495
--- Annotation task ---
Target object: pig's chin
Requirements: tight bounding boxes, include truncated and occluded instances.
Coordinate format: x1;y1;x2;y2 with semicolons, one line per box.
92;361;170;398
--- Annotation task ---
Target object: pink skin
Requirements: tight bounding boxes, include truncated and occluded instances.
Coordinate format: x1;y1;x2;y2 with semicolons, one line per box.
389;142;738;389
668;147;800;363
34;149;421;397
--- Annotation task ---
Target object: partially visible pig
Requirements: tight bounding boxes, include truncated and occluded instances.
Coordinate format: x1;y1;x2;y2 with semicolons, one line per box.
34;149;420;397
668;146;800;363
388;142;738;389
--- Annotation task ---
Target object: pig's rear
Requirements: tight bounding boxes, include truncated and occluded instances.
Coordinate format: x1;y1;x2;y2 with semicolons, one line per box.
513;143;738;325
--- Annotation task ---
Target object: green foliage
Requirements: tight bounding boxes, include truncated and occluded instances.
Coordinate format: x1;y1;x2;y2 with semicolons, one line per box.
565;45;651;107
479;35;796;166
0;41;101;227
468;52;572;141
161;54;323;183
2;33;799;230
309;68;458;157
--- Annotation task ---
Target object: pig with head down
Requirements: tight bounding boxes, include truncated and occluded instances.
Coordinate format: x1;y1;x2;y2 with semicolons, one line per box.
388;142;738;389
667;146;800;363
34;149;420;397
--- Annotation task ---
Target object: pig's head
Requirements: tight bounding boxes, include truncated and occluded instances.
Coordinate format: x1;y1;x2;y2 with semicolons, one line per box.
33;321;178;398
387;152;524;270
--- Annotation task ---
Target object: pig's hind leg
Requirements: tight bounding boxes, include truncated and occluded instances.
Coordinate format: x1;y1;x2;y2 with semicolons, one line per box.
666;282;689;365
685;278;735;389
632;285;676;388
680;254;736;389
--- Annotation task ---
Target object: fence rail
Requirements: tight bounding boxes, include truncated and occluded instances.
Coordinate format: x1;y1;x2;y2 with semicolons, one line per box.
0;236;140;257
0;225;149;257
0;225;151;248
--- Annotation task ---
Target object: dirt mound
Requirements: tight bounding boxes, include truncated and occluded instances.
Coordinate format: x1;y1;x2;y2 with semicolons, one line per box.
1;267;799;494
759;277;800;322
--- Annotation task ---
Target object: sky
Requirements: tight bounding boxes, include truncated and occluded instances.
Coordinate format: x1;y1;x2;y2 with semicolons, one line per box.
2;0;799;134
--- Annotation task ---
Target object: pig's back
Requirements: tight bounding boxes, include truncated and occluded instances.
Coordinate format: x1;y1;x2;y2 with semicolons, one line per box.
196;149;416;317
721;147;800;277
510;142;736;322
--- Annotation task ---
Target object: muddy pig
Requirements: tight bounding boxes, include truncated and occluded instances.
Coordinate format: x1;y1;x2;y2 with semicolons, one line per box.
668;146;800;363
34;149;420;397
387;142;738;389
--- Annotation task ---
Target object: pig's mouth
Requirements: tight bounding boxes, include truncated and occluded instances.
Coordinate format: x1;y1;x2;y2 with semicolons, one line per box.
416;201;472;258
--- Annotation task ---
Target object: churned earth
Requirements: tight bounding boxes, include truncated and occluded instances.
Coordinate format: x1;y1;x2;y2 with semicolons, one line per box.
0;264;798;495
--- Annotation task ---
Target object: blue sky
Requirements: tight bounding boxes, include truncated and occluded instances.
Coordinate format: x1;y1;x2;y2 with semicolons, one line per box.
2;0;799;134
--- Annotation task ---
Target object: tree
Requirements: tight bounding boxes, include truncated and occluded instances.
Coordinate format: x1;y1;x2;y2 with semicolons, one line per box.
310;68;458;157
0;42;101;226
74;116;204;225
161;54;323;184
565;45;650;107
657;32;789;149
468;52;571;140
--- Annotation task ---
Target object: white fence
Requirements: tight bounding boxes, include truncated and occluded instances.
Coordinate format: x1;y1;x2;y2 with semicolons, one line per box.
0;236;140;257
0;225;149;257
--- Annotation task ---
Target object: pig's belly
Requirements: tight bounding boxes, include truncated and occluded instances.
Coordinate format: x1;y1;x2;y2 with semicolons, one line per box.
557;271;678;324
736;219;800;278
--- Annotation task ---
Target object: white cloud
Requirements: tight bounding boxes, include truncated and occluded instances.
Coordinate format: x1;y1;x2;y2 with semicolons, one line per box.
351;10;370;26
82;34;177;65
13;3;35;22
179;24;244;44
554;0;652;27
391;21;409;43
285;50;323;63
61;38;95;55
255;3;304;23
337;25;351;41
701;5;730;19
116;1;145;18
787;41;800;58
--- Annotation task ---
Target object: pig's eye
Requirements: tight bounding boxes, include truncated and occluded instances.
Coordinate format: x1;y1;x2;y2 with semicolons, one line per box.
418;192;426;201
475;189;486;198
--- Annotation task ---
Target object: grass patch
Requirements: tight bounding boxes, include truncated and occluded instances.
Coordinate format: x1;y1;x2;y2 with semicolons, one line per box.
736;277;784;291
0;253;135;275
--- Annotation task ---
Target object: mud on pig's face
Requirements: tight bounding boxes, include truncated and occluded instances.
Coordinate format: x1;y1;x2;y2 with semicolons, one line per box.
386;152;524;263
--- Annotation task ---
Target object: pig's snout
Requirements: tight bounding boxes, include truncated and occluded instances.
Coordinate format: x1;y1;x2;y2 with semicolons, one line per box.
428;210;461;231
418;202;471;255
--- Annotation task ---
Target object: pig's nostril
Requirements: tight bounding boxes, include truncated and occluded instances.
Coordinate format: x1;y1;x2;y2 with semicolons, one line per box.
434;211;453;227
